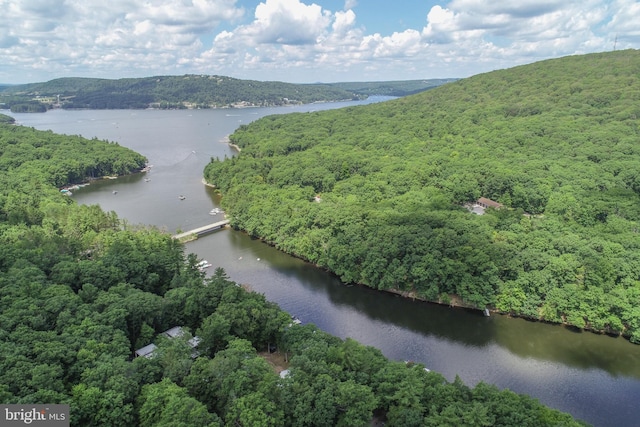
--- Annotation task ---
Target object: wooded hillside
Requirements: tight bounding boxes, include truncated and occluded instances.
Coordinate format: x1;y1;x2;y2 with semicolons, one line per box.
204;49;640;341
328;78;457;96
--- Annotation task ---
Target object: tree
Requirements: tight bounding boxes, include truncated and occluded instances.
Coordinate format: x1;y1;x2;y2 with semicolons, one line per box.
138;378;220;427
225;392;284;427
334;380;377;427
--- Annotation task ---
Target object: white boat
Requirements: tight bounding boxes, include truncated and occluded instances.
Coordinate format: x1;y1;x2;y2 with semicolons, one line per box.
209;208;220;215
197;260;212;271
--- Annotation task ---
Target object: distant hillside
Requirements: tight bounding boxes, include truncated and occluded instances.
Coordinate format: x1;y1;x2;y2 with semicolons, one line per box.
0;75;453;110
329;78;458;96
204;49;640;342
0;75;360;109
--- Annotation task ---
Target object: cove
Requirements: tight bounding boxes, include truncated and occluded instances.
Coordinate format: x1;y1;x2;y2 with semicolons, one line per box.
8;103;640;427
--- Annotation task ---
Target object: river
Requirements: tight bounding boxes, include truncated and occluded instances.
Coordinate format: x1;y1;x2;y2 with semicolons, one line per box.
7;103;640;427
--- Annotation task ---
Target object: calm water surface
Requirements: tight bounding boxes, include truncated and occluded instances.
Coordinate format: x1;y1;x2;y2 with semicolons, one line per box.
8;103;640;427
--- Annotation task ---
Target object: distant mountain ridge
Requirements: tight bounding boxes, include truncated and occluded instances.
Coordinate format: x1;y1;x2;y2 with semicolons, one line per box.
0;75;453;110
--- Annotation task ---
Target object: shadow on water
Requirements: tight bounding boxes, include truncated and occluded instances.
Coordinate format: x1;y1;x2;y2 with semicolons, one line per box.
215;230;640;379
220;233;493;345
491;314;640;378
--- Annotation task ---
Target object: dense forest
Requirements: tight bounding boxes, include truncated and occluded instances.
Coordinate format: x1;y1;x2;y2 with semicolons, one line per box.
0;76;452;110
329;78;458;96
204;49;640;342
5;101;47;113
0;114;586;425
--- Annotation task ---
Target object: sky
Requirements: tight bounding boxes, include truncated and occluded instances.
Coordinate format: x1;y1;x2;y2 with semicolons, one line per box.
0;0;638;84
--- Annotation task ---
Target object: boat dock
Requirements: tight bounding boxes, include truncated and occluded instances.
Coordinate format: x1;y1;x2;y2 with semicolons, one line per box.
173;219;230;240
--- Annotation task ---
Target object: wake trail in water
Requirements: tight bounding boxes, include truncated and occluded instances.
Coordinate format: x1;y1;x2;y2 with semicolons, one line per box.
172;149;222;165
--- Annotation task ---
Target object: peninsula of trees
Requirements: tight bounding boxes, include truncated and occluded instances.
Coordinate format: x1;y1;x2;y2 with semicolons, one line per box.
0;116;587;425
0;75;451;111
204;49;640;342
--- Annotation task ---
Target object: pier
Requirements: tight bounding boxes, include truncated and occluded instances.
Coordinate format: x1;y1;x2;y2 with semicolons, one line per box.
173;219;230;241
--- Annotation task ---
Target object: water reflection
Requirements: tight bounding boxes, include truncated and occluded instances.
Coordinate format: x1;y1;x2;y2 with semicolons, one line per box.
492;315;640;378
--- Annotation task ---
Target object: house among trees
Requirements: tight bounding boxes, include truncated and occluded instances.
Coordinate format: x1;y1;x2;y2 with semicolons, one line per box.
476;197;503;209
467;197;503;215
163;326;202;349
134;326;201;359
134;343;158;359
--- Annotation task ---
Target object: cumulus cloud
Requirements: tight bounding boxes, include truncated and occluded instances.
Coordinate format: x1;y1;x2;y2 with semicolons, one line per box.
236;0;331;45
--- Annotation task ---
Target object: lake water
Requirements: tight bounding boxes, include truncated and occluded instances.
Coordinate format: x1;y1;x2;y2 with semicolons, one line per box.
7;102;640;427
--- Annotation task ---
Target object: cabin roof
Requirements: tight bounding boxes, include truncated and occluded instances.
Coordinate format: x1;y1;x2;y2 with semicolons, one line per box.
135;326;201;358
163;326;184;339
477;197;503;208
135;343;158;358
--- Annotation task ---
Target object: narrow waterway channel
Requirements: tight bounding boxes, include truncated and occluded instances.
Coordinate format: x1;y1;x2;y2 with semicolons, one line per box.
8;103;640;427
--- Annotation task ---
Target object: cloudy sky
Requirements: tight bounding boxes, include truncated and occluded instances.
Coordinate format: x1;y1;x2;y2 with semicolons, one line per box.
1;0;638;84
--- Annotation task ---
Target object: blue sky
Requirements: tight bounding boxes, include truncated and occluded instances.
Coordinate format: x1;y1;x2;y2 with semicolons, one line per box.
1;0;638;84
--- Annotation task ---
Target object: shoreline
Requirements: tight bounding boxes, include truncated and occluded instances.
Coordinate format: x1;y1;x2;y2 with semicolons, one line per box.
201;177;216;188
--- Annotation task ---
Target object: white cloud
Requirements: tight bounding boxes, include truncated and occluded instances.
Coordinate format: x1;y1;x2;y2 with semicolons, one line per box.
416;0;616;73
332;9;356;35
607;0;640;43
237;0;331;45
449;0;566;19
125;0;244;32
344;0;357;10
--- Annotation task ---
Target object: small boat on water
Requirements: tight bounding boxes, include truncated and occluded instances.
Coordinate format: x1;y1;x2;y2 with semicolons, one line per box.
178;195;186;200
112;191;118;195
209;208;221;215
197;260;212;271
